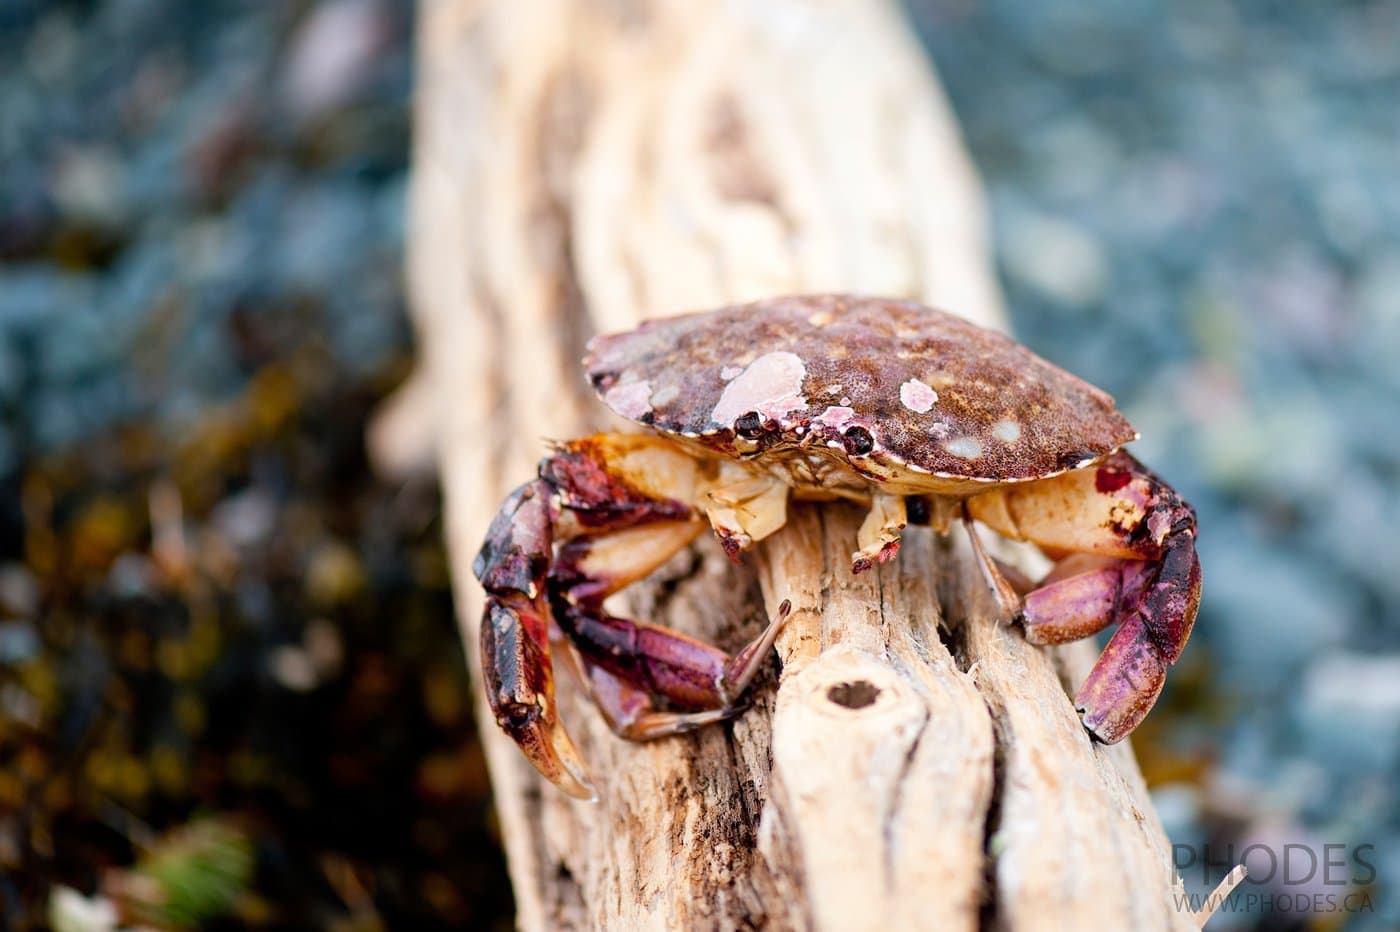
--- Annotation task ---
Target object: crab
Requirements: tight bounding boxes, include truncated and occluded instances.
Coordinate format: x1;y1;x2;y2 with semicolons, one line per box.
474;295;1200;799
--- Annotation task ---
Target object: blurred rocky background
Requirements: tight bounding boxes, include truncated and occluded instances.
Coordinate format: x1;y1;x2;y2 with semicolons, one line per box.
913;2;1399;929
1;0;1394;929
0;0;510;928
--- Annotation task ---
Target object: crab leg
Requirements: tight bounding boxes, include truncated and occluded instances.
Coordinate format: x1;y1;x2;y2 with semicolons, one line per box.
965;450;1201;743
961;510;1024;624
474;434;790;797
575;664;734;740
702;468;790;561
557;599;792;739
851;491;907;574
550;504;790;733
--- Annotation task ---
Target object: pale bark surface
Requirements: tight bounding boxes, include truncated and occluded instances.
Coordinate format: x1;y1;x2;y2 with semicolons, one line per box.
383;0;1194;928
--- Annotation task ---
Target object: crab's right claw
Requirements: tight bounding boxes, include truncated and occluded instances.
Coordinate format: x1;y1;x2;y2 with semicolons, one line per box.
1073;538;1201;743
979;451;1203;744
481;597;597;800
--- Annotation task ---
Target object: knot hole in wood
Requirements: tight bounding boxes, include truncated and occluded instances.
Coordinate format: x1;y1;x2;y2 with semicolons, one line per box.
826;680;881;709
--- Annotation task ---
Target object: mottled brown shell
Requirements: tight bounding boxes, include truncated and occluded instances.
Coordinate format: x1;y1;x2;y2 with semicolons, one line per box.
584;295;1137;487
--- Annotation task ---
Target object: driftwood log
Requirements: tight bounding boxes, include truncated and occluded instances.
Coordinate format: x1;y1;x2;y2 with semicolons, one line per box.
375;0;1195;928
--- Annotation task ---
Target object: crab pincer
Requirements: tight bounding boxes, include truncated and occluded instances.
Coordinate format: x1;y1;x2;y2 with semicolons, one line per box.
967;451;1201;742
474;480;597;798
474;435;792;798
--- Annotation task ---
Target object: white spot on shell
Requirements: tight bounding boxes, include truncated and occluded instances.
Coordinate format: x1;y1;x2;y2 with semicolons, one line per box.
604;380;653;420
812;405;857;431
993;420;1022;442
650;383;680;407
839;396;852;407
711;351;807;427
899;379;938;413
946;437;983;459
720;366;743;381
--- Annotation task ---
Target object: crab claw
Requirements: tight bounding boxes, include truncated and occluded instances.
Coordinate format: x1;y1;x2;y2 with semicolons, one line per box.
1074;615;1167;743
475;480;598;800
501;702;596;802
972;451;1203;743
481;597;597;800
475;437;797;799
1073;539;1201;743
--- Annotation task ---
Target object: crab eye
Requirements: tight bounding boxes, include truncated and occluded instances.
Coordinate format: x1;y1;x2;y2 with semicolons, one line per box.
734;411;765;439
843;426;875;455
1058;449;1098;469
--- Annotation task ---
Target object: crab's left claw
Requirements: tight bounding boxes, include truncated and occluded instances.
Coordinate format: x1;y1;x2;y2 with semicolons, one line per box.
475;436;792;799
474;480;597;800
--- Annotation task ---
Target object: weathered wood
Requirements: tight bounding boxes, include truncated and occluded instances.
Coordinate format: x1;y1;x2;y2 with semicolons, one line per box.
384;0;1194;928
